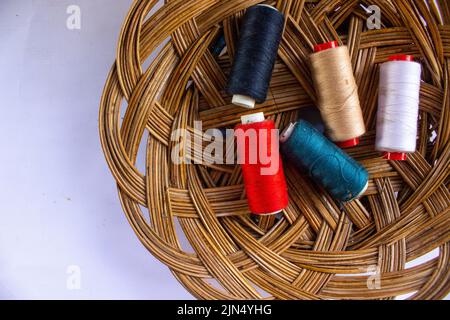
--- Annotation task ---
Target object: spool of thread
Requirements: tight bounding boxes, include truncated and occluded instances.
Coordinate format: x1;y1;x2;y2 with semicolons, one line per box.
310;41;366;148
376;55;422;161
235;112;289;215
280;120;369;202
227;5;284;109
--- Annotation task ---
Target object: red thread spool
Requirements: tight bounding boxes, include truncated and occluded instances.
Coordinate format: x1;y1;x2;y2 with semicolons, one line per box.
235;113;289;215
314;41;360;148
383;54;415;161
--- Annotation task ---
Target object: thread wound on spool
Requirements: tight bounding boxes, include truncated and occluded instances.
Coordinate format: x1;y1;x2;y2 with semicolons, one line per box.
383;54;415;161
310;42;366;147
376;54;421;161
227;5;284;108
235;116;289;215
281;120;369;202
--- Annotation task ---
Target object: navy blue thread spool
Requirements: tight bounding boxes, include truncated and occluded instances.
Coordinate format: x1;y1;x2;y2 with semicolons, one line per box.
280;120;369;202
227;4;284;109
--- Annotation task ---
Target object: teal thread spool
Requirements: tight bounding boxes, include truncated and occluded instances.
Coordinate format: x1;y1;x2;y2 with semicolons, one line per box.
280;120;369;202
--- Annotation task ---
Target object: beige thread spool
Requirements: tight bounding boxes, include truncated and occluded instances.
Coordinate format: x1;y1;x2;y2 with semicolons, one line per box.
310;41;366;148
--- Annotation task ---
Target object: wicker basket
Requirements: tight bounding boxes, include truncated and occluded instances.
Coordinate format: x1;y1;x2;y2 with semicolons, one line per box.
99;0;450;300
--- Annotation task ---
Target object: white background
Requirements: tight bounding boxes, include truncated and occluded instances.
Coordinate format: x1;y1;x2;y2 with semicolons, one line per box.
0;0;193;299
0;0;446;300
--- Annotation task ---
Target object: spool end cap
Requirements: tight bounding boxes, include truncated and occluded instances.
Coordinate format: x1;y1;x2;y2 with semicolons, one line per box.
314;41;339;52
280;123;296;143
388;54;414;62
232;94;256;109
336;138;359;148
383;152;407;161
241;112;265;124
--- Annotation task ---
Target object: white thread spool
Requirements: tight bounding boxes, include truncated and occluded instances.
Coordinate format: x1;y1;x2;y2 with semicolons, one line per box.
376;55;422;161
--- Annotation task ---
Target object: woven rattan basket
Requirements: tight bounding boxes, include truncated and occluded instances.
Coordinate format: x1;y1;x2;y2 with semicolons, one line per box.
99;0;450;300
